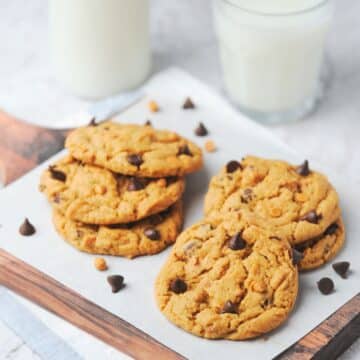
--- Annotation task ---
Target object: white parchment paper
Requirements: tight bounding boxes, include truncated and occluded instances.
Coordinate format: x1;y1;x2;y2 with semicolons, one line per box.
0;68;358;359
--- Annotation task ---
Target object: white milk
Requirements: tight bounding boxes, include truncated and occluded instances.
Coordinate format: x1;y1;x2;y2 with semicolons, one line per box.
50;0;151;99
213;0;334;120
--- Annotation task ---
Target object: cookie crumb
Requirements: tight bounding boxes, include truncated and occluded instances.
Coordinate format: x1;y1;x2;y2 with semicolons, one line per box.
148;100;160;113
204;140;216;153
94;257;108;271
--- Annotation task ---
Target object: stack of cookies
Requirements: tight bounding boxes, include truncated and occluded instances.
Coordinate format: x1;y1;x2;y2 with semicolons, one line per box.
155;156;344;340
39;121;203;259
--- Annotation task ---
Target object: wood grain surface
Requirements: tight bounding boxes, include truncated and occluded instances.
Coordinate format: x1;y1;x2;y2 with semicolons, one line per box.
0;249;184;360
0;112;359;359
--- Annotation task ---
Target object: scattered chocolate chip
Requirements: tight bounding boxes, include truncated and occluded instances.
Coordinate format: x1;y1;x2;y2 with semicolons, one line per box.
332;261;350;279
228;233;246;250
300;210;322;224
324;223;339;236
127;177;145;191
170;278;187;294
221;300;238;314
107;275;125;293
183;97;195;109
226;160;242;173
49;166;66;182
241;188;253;203
127;154;143;167
19;218;36;236
296;160;310;176
292;248;304;266
144;228;161;241
177;145;193;157
194;122;208;136
317;277;334;295
145;120;152;126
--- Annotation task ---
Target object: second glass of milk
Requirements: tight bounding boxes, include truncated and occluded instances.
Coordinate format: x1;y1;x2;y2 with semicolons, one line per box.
50;0;151;99
213;0;334;123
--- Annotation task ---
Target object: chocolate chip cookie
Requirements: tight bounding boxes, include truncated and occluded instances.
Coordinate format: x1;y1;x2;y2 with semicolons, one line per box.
53;202;183;258
65;122;203;177
40;156;185;224
155;218;298;340
204;156;340;244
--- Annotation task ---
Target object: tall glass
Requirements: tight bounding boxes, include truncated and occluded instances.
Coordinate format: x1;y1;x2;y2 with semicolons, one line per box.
213;0;334;123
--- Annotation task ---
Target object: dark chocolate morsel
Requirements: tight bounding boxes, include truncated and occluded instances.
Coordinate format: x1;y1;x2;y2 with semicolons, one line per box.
292;248;304;266
228;233;246;250
107;275;125;293
144;228;161;241
317;277;334;295
226;160;242;173
194;122;208;136
177;145;193;156
170;278;187;294
19;218;36;236
296;160;310;176
221;300;238;314
183;97;195;109
127;154;143;167
300;210;321;224
332;261;350;279
49;166;66;182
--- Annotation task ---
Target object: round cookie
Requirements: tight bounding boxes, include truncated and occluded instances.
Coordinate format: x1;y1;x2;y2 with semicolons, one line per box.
204;156;340;245
40;156;185;225
155;218;298;340
53;201;183;258
295;218;345;271
65;121;203;177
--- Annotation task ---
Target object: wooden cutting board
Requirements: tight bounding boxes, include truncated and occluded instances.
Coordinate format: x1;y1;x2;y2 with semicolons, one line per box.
0;110;359;360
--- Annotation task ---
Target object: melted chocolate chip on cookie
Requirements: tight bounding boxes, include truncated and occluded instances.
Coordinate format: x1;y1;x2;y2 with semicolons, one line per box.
226;160;242;173
300;210;322;224
296;160;310;176
144;228;161;241
49;166;66;182
127;177;146;191
221;301;238;314
170;278;187;294
127;154;143;167
177;145;193;157
228;233;246;250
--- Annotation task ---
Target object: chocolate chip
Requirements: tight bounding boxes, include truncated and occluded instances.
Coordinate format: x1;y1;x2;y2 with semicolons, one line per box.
177;145;193;156
165;177;178;186
332;261;350;279
170;278;187;294
221;301;238;314
324;223;339;236
145;120;152;126
296;160;310;176
292;248;304;266
317;277;334;295
49;166;66;182
226;160;242;173
19;218;36;236
241;188;253;203
53;194;61;204
127;177;145;191
183;97;195;109
88;117;97;126
107;275;125;293
144;228;160;241
300;210;321;224
149;213;165;226
194;122;208;136
127;154;143;167
228;233;246;250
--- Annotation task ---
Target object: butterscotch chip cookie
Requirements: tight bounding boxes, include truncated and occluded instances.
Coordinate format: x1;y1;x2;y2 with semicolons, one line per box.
53;202;183;258
204;156;340;244
155;218;298;340
295;218;345;271
65;122;203;177
40;156;185;225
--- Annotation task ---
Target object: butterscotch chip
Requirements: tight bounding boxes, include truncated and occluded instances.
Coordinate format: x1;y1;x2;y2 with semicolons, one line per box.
148;100;160;113
94;257;108;271
204;140;216;153
269;207;282;218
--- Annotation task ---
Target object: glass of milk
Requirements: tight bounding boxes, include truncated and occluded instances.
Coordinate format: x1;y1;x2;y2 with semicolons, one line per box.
213;0;334;123
49;0;151;99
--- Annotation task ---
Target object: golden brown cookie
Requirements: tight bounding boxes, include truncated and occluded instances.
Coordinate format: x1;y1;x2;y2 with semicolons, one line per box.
155;218;298;340
295;218;345;271
53;202;183;258
204;156;340;244
40;156;185;225
65;121;203;177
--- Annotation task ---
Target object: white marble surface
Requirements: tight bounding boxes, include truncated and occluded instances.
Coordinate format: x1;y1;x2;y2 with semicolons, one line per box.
0;0;359;359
